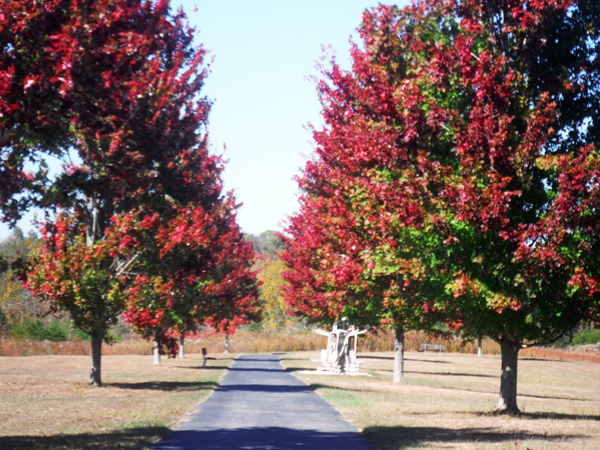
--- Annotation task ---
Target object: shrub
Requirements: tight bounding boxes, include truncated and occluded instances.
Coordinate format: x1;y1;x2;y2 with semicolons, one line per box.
70;325;91;341
571;327;600;346
11;319;69;341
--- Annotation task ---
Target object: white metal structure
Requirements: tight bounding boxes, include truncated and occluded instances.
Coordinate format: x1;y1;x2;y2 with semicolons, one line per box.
312;318;367;375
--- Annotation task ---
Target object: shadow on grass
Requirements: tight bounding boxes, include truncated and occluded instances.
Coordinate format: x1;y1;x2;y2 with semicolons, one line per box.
0;426;170;450
174;365;230;371
408;384;594;403
406;370;498;378
372;369;500;380
305;382;593;406
363;425;583;448
107;381;218;392
359;355;451;364
519;357;568;363
307;384;365;393
520;412;600;421
517;392;593;402
356;355;393;361
283;366;315;373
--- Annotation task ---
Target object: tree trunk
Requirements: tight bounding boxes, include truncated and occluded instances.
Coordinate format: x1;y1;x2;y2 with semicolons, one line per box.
393;324;405;383
477;336;482;358
178;334;184;358
153;330;161;366
89;329;104;386
224;334;229;353
496;340;521;414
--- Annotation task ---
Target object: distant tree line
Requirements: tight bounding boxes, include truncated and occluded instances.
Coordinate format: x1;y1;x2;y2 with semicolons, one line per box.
245;230;286;259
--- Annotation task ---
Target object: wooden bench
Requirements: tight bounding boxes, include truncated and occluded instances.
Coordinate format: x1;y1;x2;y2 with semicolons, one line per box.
421;344;444;355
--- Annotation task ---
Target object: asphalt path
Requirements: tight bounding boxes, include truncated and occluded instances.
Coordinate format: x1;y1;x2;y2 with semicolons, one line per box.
153;353;371;450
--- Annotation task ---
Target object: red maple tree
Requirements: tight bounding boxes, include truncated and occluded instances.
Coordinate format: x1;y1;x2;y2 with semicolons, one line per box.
1;0;258;385
117;193;260;363
282;0;600;413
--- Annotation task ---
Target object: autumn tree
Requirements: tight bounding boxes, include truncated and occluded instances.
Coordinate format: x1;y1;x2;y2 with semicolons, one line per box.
27;213;132;359
282;0;600;413
118;196;260;364
256;257;295;331
0;228;40;330
280;4;450;382
244;231;297;332
281;164;444;382
0;0;231;385
431;0;600;414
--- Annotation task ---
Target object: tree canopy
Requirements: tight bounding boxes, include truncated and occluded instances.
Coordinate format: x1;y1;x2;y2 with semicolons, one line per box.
0;0;258;385
281;0;600;413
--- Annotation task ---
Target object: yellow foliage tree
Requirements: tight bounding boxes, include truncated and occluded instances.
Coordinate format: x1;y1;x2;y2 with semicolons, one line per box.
0;270;31;327
0;229;40;329
257;258;295;331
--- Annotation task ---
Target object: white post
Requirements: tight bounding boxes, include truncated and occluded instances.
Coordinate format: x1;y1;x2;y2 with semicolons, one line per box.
153;334;161;366
178;334;185;358
478;336;483;358
224;334;230;353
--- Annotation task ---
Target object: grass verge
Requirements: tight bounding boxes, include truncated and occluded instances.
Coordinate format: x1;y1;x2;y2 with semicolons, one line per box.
0;353;232;450
281;351;600;450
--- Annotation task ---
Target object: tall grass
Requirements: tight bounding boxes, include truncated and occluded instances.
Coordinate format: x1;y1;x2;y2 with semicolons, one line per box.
521;344;600;363
360;330;501;354
0;331;505;357
0;338;91;356
2;330;599;363
182;329;325;353
0;338;154;357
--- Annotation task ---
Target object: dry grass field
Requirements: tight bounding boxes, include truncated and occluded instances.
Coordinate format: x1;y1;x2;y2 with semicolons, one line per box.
3;331;599;364
281;351;600;450
0;330;502;357
1;337;599;450
0;353;232;450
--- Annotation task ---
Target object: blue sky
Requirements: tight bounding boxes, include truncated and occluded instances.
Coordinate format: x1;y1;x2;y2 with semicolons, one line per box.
0;0;410;240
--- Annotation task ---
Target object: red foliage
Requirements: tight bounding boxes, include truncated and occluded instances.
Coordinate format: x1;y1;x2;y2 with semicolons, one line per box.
117;188;259;355
282;0;600;355
0;0;210;224
3;1;259;367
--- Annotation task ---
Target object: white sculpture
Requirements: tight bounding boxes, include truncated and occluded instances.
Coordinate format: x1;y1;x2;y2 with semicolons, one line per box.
313;318;367;375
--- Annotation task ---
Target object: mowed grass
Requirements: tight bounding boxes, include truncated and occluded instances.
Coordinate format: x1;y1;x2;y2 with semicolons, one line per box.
281;351;600;450
0;353;232;450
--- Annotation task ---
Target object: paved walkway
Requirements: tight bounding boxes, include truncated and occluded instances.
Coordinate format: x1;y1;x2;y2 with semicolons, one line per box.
153;354;371;450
